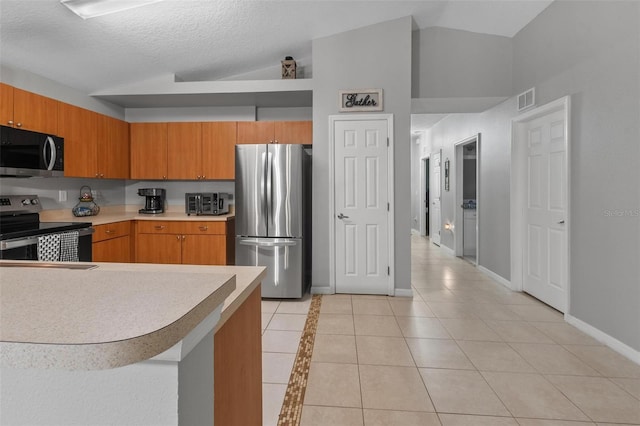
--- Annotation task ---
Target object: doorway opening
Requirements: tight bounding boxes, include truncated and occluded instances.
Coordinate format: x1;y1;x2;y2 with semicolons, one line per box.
420;156;430;237
454;134;480;265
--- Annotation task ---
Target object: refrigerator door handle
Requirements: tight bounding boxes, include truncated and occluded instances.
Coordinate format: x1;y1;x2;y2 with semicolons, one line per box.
266;151;273;224
239;239;297;248
261;151;268;221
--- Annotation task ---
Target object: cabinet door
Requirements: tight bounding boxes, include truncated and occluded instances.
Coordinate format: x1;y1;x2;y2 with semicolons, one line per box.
0;83;14;127
130;122;168;179
167;122;202;180
136;234;182;264
181;234;227;265
237;121;274;144
59;102;98;178
93;236;131;263
202;122;237;180
98;114;130;179
274;121;312;144
13;87;58;135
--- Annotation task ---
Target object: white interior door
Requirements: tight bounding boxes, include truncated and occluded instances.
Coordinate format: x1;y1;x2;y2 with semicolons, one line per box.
523;109;567;312
334;118;391;295
430;151;442;246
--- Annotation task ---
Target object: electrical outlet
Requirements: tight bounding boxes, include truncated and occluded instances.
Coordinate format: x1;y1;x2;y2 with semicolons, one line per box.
58;190;67;202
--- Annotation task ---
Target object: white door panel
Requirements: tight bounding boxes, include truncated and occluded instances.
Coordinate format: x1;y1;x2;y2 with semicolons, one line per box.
523;109;567;312
430;151;442;246
334;119;390;295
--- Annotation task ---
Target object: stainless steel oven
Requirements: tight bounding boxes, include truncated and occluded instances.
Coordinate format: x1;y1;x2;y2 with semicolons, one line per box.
0;195;93;261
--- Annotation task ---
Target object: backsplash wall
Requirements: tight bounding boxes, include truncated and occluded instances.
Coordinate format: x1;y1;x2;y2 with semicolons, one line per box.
125;180;235;209
0;177;126;210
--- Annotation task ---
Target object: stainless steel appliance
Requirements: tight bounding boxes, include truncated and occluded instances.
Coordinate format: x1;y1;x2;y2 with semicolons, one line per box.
0;195;93;261
235;144;311;298
0;125;64;177
138;188;165;214
185;192;230;216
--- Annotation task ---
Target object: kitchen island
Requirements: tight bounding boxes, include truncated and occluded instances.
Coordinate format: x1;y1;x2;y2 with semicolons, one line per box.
0;261;265;426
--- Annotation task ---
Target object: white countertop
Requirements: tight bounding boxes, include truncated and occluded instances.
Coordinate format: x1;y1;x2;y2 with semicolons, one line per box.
39;205;235;225
0;261;265;370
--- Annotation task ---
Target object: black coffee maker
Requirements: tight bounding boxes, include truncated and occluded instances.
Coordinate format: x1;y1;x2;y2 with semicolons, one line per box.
138;188;166;214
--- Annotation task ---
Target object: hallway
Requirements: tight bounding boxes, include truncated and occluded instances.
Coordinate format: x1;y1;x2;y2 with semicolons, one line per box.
262;236;640;425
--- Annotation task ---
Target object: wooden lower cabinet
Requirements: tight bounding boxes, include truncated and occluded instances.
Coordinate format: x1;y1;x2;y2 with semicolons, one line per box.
214;285;262;426
135;219;235;265
92;222;131;263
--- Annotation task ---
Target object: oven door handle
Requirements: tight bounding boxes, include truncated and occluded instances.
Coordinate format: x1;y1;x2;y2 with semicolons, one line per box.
0;228;94;251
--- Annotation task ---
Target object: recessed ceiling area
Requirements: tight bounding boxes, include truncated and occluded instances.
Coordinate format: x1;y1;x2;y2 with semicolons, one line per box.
0;0;552;99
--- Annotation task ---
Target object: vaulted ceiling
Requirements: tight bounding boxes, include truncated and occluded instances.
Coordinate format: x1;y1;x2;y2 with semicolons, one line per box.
0;0;552;95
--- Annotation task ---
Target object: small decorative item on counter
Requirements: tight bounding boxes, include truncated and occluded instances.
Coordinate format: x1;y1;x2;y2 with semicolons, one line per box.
72;185;100;217
281;56;296;79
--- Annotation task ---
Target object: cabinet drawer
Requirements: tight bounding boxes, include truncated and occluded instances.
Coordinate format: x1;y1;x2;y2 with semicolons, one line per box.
182;221;226;235
136;221;182;234
93;221;130;242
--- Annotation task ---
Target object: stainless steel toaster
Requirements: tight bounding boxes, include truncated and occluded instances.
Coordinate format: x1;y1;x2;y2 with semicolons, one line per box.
185;193;230;216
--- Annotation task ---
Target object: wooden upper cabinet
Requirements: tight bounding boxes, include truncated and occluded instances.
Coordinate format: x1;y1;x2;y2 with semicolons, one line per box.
0;83;14;128
237;121;275;144
202;122;237;180
130;122;168;180
274;121;312;144
97;114;130;179
167;122;202;180
237;121;312;144
59;102;98;178
1;83;59;135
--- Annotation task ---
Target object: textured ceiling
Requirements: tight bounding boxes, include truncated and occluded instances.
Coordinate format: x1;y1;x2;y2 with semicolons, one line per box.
0;0;552;95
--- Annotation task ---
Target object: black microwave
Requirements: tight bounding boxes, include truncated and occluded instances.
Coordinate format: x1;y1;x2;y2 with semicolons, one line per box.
0;125;64;177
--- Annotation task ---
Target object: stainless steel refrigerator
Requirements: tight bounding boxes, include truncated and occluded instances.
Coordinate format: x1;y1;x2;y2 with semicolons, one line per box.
235;144;311;298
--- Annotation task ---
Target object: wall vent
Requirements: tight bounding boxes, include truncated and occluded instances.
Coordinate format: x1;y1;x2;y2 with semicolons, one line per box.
517;87;536;111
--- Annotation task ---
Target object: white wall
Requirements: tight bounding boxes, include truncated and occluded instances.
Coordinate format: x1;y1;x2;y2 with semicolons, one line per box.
312;17;413;292
412;27;513;99
513;0;640;352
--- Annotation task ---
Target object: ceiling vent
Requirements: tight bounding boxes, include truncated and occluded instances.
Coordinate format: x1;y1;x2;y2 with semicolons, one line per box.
517;87;536;111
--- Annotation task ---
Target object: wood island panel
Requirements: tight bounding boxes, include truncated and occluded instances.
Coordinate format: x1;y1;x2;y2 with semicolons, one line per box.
214;285;262;426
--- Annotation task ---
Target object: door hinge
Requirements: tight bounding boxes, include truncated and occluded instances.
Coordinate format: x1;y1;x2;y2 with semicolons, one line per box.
387;137;389;147
387;266;390;276
387;202;390;211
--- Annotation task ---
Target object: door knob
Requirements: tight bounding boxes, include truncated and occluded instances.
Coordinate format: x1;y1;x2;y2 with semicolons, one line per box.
558;220;565;224
337;213;349;219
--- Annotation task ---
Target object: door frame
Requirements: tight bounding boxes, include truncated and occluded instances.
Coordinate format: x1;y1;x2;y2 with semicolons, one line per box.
453;134;481;264
511;96;571;312
419;154;430;236
328;114;395;296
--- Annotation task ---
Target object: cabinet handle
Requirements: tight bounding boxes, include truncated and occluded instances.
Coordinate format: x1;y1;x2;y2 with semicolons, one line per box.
162;176;167;180
16;122;22;127
199;225;208;231
176;235;181;241
105;229;114;234
274;140;278;144
154;225;165;230
201;175;206;179
7;120;13;125
100;173;104;178
181;235;186;241
197;175;201;180
95;173;100;178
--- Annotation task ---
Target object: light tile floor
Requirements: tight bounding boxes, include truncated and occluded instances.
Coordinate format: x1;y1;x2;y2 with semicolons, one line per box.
262;236;640;425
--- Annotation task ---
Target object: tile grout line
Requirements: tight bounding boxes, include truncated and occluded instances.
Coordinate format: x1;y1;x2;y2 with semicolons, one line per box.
276;294;322;426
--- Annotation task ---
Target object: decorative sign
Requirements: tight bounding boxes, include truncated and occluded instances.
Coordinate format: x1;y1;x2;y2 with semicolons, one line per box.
338;89;383;112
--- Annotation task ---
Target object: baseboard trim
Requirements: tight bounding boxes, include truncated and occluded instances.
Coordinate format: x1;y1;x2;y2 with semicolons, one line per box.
394;288;414;298
477;265;512;290
310;286;333;295
440;244;455;256
565;314;640;365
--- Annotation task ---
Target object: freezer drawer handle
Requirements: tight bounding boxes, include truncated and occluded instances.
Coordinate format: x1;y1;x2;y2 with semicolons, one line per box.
239;240;297;248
